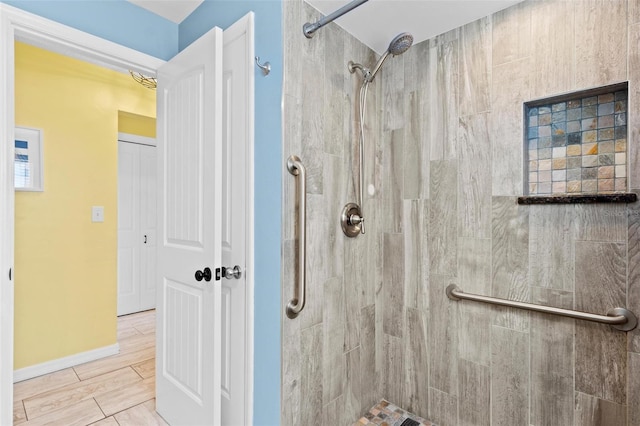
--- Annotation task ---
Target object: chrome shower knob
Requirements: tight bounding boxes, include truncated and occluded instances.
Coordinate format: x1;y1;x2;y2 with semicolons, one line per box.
341;202;364;237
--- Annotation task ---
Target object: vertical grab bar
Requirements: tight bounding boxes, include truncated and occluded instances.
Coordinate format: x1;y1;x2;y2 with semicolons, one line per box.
286;155;306;319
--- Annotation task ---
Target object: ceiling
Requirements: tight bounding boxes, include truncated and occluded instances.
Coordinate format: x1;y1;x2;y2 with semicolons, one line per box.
128;0;203;23
305;0;523;54
127;0;522;54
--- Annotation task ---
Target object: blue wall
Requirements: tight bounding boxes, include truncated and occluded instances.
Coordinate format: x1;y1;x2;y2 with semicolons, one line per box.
5;1;283;424
2;0;178;60
181;3;282;425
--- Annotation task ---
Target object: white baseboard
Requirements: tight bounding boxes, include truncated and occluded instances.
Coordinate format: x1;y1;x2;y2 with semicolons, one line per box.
13;343;120;383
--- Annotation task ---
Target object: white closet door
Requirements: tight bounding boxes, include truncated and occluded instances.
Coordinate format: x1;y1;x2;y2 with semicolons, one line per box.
118;141;157;316
139;144;157;311
118;142;139;316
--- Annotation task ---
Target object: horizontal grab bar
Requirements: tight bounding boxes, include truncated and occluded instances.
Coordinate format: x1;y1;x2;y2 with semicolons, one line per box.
446;285;637;332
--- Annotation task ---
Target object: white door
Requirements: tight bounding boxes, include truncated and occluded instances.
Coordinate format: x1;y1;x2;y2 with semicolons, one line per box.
155;25;223;426
117;139;157;316
139;142;158;311
221;14;253;426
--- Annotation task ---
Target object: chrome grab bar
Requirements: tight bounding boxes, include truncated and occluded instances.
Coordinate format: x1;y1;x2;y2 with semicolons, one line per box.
446;284;637;332
287;155;306;319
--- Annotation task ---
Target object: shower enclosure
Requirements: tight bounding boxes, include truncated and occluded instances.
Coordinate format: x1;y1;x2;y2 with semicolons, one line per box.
283;0;640;425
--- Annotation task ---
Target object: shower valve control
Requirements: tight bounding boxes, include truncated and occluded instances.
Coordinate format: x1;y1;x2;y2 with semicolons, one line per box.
349;213;365;234
341;202;365;238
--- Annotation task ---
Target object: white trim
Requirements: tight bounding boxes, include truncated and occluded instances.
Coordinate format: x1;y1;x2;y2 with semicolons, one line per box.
0;6;16;423
118;132;157;147
3;3;164;75
13;343;120;383
244;12;256;425
0;5;164;424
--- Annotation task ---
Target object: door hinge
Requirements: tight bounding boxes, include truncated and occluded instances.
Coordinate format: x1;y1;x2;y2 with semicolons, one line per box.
215;267;221;281
9;268;12;281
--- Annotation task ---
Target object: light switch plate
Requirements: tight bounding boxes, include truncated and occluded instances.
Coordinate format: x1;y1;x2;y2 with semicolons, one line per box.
92;206;104;223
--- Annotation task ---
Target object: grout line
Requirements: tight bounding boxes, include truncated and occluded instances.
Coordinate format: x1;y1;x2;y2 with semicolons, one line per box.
94;397;108;419
21;399;28;422
72;366;81;382
108;398;158;421
131;364;146;380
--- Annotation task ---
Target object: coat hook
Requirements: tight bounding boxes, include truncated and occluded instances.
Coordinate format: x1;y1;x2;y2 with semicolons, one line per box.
255;56;271;76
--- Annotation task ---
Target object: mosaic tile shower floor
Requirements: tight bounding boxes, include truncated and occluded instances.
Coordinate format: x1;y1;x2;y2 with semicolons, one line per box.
353;400;436;426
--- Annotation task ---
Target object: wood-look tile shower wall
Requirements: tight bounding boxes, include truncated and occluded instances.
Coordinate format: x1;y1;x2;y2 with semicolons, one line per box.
282;0;640;425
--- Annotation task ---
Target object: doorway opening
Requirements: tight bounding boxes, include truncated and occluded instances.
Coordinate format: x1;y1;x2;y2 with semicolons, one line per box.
1;6;255;425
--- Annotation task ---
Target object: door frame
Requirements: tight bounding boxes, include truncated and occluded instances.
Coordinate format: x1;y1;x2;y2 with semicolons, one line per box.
0;4;254;424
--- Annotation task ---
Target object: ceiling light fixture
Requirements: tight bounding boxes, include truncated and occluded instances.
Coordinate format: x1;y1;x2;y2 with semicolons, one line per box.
129;70;157;89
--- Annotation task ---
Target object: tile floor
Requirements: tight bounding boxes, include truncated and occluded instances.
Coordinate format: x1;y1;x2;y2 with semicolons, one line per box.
13;309;167;426
354;400;436;426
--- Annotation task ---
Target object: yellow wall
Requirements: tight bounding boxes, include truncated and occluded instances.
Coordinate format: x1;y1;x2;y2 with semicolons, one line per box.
14;42;156;369
118;110;156;138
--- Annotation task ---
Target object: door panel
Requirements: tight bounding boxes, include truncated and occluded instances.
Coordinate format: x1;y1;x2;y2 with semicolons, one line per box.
156;26;223;426
220;14;253;426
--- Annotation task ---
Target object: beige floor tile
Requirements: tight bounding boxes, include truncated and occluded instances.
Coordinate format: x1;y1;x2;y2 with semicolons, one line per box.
14;310;156;425
14;368;79;401
22;398;104;426
95;377;155;416
73;346;155;380
119;331;156;354
134;321;155;335
90;416;119;426
117;326;141;340
132;358;155;379
24;367;140;420
14;398;26;424
118;310;155;328
114;399;168;426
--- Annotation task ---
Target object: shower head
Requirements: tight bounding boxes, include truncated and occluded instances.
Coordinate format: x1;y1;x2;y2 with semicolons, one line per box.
366;32;413;83
388;32;414;55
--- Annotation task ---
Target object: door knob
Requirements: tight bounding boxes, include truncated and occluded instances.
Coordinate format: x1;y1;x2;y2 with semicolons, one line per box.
222;265;242;280
195;267;212;282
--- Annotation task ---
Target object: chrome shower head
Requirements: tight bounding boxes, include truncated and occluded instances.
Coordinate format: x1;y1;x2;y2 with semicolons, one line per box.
387;32;414;56
366;32;414;83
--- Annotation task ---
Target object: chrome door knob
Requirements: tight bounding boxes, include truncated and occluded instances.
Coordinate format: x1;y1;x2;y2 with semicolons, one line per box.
222;265;242;280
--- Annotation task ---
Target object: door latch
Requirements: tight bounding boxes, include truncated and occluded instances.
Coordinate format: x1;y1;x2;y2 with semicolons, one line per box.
222;265;242;280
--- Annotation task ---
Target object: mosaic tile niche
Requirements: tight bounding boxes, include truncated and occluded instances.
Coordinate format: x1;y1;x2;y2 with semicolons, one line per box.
526;84;628;195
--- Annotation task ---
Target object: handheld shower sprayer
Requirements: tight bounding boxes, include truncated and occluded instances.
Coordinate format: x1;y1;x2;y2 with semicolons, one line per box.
342;33;413;238
348;32;414;83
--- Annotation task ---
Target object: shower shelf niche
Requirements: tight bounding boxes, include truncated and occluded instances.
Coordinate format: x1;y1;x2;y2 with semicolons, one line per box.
524;82;631;202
